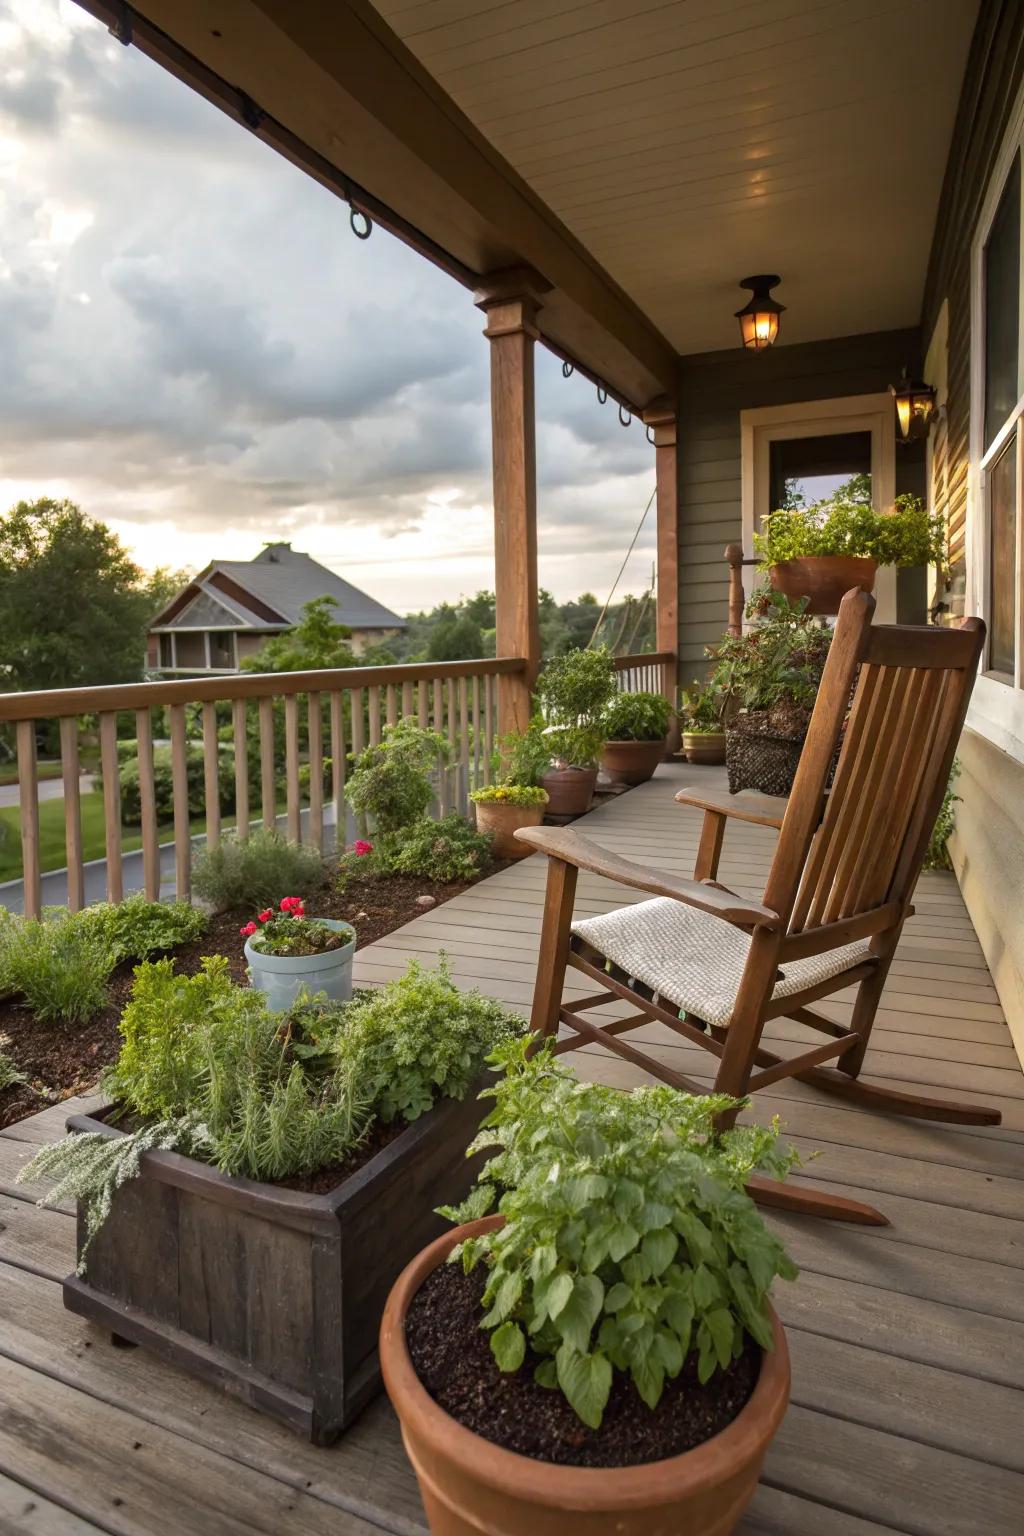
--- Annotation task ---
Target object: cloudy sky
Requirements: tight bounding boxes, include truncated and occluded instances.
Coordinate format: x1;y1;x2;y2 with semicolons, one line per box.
0;0;657;613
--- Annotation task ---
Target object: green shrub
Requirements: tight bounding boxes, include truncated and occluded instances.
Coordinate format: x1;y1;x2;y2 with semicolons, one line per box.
442;1039;798;1429
81;894;207;962
924;760;961;872
0;914;111;1025
754;490;945;569
379;815;493;883
191;828;324;910
535;648;617;767
708;589;832;715
345;721;449;835
120;743;237;827
602;691;672;743
491;726;551;788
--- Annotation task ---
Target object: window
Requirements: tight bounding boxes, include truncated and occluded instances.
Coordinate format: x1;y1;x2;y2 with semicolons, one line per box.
158;634;173;669
210;631;235;668
979;152;1023;682
768;431;872;511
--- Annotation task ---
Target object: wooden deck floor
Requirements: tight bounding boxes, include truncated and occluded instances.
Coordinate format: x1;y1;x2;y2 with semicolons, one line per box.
1;761;1022;1535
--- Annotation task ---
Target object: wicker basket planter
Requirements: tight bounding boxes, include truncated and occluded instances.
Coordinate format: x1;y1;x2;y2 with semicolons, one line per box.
725;710;810;797
62;1089;487;1445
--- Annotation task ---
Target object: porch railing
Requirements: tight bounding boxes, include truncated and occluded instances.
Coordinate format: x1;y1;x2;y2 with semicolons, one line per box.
613;651;675;695
0;657;526;917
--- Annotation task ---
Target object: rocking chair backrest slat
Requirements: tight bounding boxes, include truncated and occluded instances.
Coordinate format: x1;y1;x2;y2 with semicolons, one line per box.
761;591;985;937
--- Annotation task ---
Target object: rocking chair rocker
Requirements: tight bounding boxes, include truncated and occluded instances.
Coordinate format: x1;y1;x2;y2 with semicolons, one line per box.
517;590;999;1228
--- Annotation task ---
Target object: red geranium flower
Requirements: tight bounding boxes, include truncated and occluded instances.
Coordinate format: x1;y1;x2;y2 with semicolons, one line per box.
258;908;273;923
279;896;300;912
354;839;373;857
239;921;258;936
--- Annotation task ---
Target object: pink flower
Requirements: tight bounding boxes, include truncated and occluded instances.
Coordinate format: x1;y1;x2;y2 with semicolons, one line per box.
258;909;273;923
239;921;258;937
354;839;373;857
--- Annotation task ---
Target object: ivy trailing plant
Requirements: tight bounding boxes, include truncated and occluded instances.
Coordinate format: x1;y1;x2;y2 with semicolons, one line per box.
754;489;945;570
601;690;672;743
440;1039;798;1429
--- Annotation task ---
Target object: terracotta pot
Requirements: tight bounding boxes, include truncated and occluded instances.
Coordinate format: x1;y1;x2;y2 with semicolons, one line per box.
681;730;727;766
600;738;667;786
769;556;877;616
473;799;546;858
541;766;598;817
380;1216;791;1536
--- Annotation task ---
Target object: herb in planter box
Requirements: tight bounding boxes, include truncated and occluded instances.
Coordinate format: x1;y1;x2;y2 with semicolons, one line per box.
22;956;525;1442
380;1040;797;1531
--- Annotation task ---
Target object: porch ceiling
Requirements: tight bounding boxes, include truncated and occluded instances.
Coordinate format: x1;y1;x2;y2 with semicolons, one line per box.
371;0;978;354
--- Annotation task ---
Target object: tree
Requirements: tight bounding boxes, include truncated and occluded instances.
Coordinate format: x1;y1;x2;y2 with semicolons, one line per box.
0;498;152;692
426;613;485;662
240;596;357;674
145;566;193;616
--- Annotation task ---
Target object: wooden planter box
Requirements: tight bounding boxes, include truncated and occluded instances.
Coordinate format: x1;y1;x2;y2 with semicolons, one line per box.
62;1090;486;1444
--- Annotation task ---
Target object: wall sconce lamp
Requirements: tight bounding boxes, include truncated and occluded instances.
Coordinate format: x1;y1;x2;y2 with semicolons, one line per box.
735;275;784;350
890;366;938;442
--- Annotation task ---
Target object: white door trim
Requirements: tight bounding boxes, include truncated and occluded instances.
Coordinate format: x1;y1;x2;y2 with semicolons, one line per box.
740;392;897;622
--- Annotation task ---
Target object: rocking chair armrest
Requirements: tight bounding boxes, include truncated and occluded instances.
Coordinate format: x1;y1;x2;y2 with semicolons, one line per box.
674;786;789;829
514;826;782;930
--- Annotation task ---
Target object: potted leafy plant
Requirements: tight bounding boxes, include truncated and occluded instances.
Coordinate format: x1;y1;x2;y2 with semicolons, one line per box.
380;1040;797;1535
535;647;618;816
242;896;355;1009
708;589;832;796
755;481;945;616
470;726;551;857
599;691;672;785
677;680;726;766
23;956;524;1444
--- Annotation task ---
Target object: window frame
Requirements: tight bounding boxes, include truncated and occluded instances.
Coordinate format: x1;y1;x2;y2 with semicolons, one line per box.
968;72;1024;758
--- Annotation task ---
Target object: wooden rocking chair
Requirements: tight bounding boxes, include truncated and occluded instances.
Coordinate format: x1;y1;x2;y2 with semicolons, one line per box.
517;590;999;1227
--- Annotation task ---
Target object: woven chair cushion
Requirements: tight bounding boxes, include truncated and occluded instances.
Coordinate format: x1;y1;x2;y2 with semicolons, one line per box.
571;898;872;1030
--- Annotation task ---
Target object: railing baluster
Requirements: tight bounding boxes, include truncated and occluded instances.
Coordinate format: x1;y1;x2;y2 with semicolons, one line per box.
446;678;457;813
99;711;123;903
135;708;160;900
458;677;470;813
232;700;249;842
330;691;345;852
169;703;191;901
484;673;495;784
60;717;84;912
259;696;275;831
308;691;323;852
385;684;398;727
402;679;414;719
350;686;365;759
202;702;221;851
285;694;301;843
16;720;40;919
434;678;448;815
368;685;382;745
471;675;481;792
417;679;428;727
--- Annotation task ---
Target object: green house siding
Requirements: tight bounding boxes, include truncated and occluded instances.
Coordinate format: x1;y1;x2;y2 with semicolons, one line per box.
674;328;923;674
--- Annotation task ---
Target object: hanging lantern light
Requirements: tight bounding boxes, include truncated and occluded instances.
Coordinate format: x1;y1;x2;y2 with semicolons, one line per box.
735;274;784;350
889;366;938;442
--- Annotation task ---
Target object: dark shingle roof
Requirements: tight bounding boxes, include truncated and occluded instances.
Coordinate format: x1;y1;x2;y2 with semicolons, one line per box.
205;545;406;631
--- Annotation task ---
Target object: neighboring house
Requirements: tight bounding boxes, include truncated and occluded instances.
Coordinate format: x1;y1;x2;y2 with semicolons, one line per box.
146;543;406;673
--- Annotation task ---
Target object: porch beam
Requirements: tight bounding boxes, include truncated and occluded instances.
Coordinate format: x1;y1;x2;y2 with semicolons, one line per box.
642;398;679;751
476;271;544;737
75;0;675;407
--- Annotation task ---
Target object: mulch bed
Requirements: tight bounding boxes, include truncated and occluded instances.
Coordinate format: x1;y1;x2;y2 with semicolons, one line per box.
406;1261;758;1469
0;860;505;1132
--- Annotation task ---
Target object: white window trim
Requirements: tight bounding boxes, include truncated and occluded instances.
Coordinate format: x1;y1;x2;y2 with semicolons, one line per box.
740;393;897;623
968;68;1024;761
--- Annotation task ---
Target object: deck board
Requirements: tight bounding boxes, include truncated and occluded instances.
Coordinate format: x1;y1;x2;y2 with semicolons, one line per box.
0;762;1021;1534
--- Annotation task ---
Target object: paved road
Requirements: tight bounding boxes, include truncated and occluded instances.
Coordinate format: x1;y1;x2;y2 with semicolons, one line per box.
0;774;94;810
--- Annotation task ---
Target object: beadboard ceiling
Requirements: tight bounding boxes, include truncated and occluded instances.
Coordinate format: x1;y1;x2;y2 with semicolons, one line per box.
370;0;978;354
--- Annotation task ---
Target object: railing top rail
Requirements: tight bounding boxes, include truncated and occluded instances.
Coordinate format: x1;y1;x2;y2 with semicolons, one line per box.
0;656;528;721
612;651;675;668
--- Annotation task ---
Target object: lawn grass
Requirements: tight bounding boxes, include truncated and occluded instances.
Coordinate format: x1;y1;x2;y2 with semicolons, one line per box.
0;762;63;787
0;790;282;884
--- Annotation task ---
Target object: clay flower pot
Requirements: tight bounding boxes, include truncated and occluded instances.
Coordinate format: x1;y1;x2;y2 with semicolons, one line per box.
540;766;598;817
600;738;667;786
380;1216;791;1536
681;730;727;766
769;556;876;616
473;799;546;858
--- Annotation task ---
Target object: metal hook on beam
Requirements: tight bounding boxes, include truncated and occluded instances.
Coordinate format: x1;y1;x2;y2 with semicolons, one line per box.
109;1;132;44
597;384;608;405
619;404;632;427
350;207;373;240
562;361;574;379
646;425;655;445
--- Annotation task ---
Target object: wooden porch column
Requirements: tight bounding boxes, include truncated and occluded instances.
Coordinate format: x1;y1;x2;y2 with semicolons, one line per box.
475;269;549;736
642;397;679;752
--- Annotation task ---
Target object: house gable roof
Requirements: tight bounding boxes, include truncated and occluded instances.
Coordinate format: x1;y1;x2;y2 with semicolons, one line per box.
149;544;407;633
